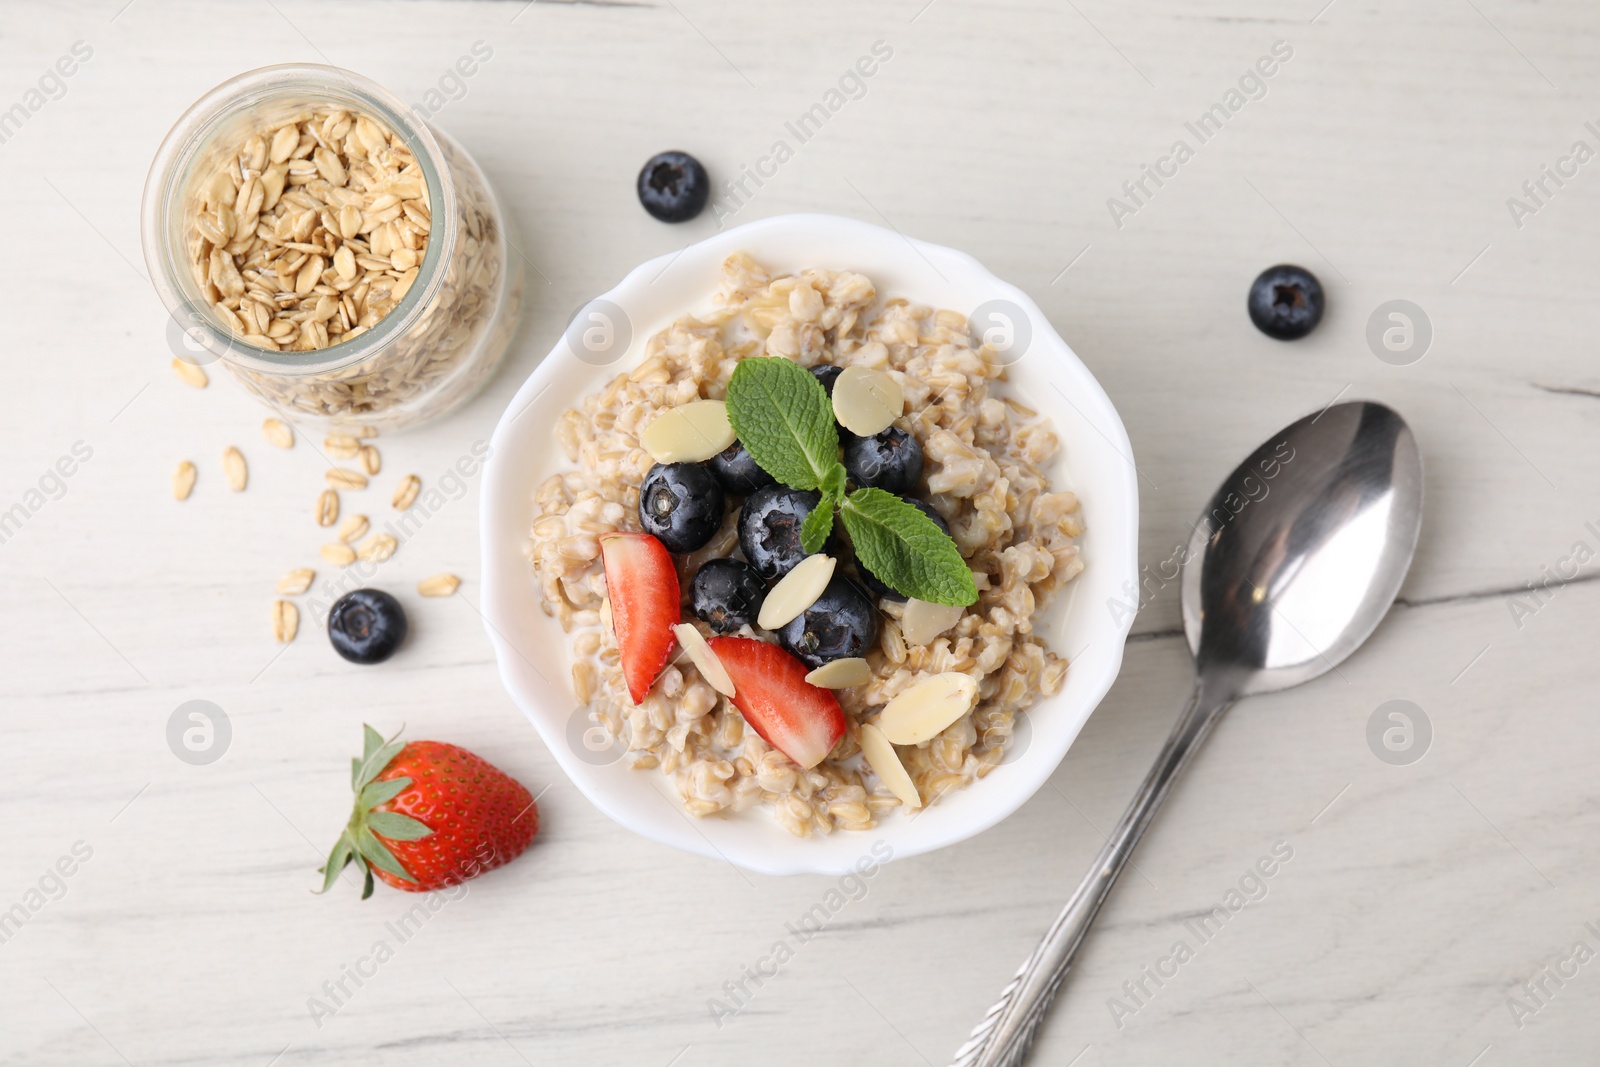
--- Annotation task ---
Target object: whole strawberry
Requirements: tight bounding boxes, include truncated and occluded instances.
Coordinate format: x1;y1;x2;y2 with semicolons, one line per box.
318;725;538;898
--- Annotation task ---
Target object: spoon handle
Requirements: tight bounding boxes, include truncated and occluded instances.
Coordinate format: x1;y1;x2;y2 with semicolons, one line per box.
950;681;1234;1067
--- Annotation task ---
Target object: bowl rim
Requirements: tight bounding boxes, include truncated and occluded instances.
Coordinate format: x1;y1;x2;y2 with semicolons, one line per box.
478;212;1140;875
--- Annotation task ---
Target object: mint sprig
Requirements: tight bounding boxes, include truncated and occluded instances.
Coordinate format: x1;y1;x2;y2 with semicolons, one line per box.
726;357;839;491
723;358;978;606
841;489;978;606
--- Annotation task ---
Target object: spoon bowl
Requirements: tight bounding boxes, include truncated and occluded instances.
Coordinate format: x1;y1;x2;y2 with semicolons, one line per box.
1184;401;1424;698
956;400;1423;1067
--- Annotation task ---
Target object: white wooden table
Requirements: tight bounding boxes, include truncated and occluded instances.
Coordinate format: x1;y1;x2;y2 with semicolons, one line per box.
3;1;1597;1064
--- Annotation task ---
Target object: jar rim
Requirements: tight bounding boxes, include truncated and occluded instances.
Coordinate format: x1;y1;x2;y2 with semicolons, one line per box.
140;63;456;376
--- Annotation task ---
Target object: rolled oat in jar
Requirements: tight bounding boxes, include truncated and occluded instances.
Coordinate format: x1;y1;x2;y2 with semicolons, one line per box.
142;64;523;434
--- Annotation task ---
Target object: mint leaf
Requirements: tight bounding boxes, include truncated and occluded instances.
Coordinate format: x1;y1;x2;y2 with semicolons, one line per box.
840;488;977;606
801;487;840;555
726;358;839;490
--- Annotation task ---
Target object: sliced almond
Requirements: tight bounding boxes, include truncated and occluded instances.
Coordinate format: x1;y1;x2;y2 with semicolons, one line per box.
172;461;197;501
321;542;356;566
359;533;398;563
832;365;903;437
858;723;921;809
337;513;369;543
877;672;980;745
418;573;460;597
277;567;314;595
271;600;299;643
806;657;874;689
359;445;381;476
325;434;360;458
901;599;967;647
262;418;294;449
222;446;248;492
672;623;735;697
638;399;736;464
171;358;208;388
326;468;368;490
316;488;340;527
757;554;836;630
392;474;420;510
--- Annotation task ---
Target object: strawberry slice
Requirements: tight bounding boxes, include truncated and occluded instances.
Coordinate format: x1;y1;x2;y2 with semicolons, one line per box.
600;532;681;703
707;637;846;769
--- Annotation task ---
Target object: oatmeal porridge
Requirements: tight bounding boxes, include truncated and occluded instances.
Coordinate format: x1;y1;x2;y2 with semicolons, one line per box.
527;253;1085;837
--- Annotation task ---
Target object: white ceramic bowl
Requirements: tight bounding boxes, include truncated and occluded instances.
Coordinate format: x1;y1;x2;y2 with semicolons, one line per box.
479;213;1138;875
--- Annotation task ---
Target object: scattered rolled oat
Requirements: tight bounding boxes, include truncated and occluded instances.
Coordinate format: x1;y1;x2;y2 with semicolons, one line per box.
392;474;420;510
326;468;367;490
321;542;357;566
316;488;340;527
355;425;380;439
337;513;370;543
271;600;299;643
358;533;398;562
172;461;197;501
222;446;248;492
277;567;315;595
359;445;381;476
171;358;208;389
417;573;461;597
262;418;294;448
325;435;360;458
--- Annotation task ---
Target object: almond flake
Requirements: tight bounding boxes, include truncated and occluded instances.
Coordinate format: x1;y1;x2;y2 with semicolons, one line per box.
757;554;836;630
222;446;248;491
359;533;398;562
832;365;903;436
277;567;314;595
172;461;197;501
171;358;208;388
876;672;979;745
392;474;420;510
672;623;735;697
805;657;874;688
418;573;461;597
901;599;966;647
271;600;299;643
326;468;368;490
316;488;340;527
858;723;921;809
639;399;736;464
262;418;294;449
325;434;360;458
337;513;369;543
359;445;381;475
321;542;356;566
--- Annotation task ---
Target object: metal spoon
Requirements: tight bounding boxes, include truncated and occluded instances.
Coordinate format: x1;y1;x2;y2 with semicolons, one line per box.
952;400;1424;1067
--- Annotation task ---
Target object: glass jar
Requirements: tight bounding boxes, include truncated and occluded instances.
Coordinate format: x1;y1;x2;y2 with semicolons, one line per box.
141;64;522;435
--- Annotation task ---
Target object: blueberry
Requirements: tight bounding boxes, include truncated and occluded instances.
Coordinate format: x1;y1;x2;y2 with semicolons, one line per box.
844;427;923;495
858;498;951;602
328;589;407;665
707;441;775;496
776;575;879;669
690;558;767;634
810;364;843;397
1247;265;1325;341
640;462;724;553
738;486;837;580
636;151;709;223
